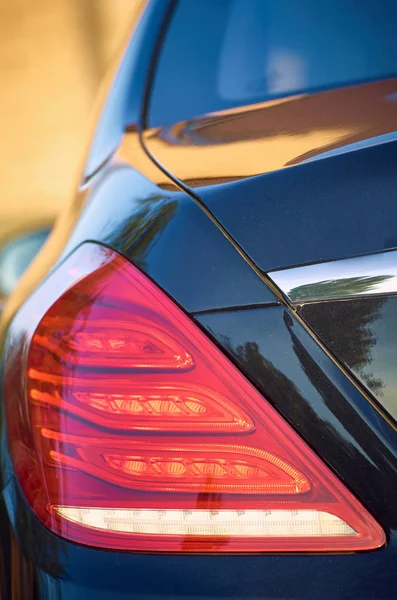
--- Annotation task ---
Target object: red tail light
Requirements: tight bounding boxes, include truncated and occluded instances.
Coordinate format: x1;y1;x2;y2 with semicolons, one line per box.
4;243;385;552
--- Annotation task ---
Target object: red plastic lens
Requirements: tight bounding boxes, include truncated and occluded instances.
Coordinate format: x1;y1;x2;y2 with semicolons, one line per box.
28;378;254;433
34;314;195;370
37;431;310;495
4;243;385;552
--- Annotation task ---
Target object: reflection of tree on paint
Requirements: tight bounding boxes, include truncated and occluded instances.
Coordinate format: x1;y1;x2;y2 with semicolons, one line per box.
301;297;386;397
290;274;394;303
213;332;313;431
217;331;367;464
180;476;230;552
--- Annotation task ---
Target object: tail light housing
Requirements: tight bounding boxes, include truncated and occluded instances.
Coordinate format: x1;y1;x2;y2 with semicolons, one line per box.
4;243;385;552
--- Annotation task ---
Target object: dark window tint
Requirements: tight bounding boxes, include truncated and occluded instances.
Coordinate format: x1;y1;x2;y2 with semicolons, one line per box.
149;0;397;127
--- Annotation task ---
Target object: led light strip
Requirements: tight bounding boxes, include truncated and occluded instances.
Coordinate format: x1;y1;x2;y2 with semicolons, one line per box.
53;507;356;537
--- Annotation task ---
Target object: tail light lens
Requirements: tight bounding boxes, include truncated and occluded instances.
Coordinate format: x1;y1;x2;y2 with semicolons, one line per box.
4;243;385;552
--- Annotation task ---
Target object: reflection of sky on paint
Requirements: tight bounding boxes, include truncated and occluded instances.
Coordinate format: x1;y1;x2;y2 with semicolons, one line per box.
272;250;397;299
361;299;397;420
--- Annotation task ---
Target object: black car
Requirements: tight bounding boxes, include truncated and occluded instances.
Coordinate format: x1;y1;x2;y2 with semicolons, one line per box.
2;1;397;597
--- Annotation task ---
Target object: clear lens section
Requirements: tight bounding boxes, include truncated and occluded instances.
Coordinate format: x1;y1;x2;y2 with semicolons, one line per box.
53;507;356;537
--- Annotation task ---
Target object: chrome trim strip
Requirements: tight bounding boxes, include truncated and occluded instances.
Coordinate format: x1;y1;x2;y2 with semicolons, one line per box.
269;250;397;304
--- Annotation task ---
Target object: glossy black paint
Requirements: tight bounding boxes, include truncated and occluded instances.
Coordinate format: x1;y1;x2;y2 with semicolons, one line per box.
196;141;397;271
300;297;397;424
64;162;277;313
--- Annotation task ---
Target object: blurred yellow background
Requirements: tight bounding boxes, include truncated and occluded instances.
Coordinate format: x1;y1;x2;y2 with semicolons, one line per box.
0;0;140;246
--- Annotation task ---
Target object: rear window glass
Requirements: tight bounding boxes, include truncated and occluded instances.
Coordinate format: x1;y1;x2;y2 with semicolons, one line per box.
149;0;397;127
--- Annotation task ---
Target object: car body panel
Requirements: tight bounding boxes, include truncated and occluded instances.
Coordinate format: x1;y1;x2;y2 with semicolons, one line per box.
1;1;397;597
300;296;397;424
143;79;397;187
195;142;397;272
141;4;397;274
143;129;397;273
266;250;397;424
65;159;277;313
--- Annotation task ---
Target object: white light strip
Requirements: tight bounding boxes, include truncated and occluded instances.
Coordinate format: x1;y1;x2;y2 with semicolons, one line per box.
53;507;356;537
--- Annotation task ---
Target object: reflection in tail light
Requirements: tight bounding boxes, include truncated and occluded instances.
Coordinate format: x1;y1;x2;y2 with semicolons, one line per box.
4;243;385;552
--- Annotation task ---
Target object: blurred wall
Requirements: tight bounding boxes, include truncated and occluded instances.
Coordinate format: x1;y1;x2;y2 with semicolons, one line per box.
0;0;140;246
